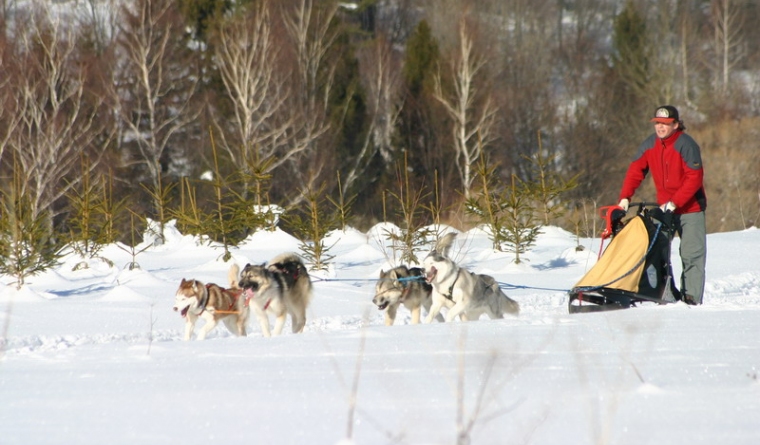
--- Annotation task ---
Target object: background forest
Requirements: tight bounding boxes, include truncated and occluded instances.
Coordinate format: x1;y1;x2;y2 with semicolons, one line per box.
0;0;759;274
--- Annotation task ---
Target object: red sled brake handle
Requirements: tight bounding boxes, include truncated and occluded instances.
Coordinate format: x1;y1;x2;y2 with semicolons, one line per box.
598;205;625;240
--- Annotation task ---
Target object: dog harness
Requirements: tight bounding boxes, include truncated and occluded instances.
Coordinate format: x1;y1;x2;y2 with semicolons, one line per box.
203;283;243;314
442;269;461;301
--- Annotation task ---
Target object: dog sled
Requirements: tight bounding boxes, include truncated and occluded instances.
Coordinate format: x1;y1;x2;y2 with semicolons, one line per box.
568;202;681;313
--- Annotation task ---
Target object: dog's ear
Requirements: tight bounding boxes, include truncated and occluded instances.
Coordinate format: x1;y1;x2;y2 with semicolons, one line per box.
434;232;457;257
379;269;386;278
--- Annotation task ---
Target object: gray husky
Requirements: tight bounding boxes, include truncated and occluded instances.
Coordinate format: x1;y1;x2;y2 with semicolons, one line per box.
373;266;444;325
422;233;520;323
238;253;312;337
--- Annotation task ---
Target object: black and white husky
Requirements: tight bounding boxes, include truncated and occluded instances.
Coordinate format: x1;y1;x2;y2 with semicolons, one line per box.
422;233;520;322
372;266;444;325
238;253;312;337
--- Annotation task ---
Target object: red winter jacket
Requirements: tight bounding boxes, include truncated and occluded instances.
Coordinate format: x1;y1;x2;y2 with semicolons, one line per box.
619;129;706;214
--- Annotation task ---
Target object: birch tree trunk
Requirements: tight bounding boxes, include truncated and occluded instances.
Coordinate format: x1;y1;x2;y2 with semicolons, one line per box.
433;18;498;199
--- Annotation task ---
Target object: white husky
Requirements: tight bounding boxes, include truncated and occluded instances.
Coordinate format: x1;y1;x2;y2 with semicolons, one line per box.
423;233;520;323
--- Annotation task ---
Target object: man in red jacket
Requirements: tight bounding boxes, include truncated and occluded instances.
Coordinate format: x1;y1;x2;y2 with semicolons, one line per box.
617;105;707;305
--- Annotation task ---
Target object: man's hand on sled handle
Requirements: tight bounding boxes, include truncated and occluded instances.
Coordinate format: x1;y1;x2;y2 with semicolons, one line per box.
660;201;676;213
617;198;629;212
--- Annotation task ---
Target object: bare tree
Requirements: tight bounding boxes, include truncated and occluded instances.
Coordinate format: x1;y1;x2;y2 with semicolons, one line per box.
285;0;339;112
113;0;200;212
279;0;339;197
212;1;291;178
4;6;110;229
0;33;18;164
213;0;332;185
433;17;498;199
710;0;746;95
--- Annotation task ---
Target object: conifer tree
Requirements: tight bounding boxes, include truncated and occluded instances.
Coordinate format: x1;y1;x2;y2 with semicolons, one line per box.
526;136;579;226
396;19;444;202
465;156;510;252
501;175;542;264
66;156;117;269
284;185;337;272
0;160;63;288
610;1;653;127
384;153;433;266
327;171;356;232
170;133;268;260
465;156;541;263
141;165;176;246
116;212;151;271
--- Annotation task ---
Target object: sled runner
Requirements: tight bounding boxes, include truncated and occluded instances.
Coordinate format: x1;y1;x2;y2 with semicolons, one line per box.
568;202;681;313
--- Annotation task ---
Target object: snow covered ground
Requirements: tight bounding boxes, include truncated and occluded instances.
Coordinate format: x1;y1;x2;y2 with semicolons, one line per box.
1;221;759;445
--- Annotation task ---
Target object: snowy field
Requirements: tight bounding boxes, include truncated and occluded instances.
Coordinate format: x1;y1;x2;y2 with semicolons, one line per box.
1;221;759;445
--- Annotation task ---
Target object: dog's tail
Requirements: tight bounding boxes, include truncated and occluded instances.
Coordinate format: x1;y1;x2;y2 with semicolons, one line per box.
229;263;241;289
267;252;304;267
502;294;520;316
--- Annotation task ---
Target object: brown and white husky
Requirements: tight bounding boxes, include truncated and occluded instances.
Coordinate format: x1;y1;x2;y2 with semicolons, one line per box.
172;264;249;340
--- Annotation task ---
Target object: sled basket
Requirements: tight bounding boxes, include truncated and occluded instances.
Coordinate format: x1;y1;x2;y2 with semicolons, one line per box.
568;203;681;313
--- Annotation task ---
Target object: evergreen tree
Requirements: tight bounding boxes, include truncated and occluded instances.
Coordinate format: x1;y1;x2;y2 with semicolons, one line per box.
466;157;541;264
330;25;372;211
609;1;653;128
66;157;122;269
170;136;270;259
501;175;542;264
284;185;337;272
0;162;63;288
465;157;509;252
179;0;231;42
395;20;445;207
525;146;579;226
384;154;433;266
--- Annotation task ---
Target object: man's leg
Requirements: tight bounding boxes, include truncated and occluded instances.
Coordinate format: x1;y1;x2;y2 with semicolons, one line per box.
678;211;707;304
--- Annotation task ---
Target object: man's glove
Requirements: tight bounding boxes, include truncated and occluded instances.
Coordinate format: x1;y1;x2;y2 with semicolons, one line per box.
617;199;629;212
660;201;676;213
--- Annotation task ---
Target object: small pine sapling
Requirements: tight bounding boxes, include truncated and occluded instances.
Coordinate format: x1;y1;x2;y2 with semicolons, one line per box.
465;155;510;251
525;134;579;225
0;164;63;288
116;212;151;271
66;156;117;269
285;185;337;272
327;171;356;232
501;175;542;264
384;154;433;265
140;163;176;246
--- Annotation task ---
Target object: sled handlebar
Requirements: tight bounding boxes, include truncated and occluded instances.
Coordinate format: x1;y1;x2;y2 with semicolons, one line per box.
627;201;659;211
598;201;659;240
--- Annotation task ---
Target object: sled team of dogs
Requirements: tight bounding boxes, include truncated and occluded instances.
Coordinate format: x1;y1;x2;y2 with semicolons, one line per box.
173;233;519;340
